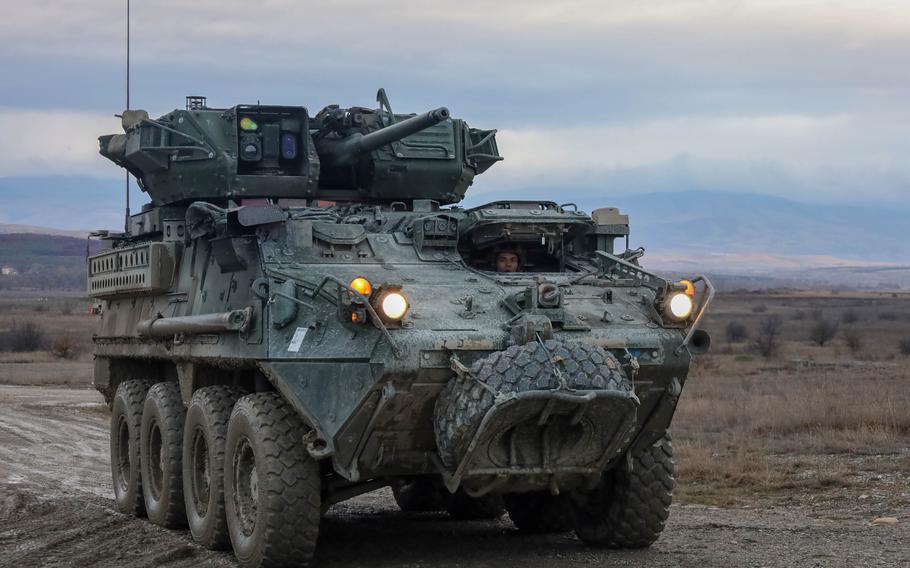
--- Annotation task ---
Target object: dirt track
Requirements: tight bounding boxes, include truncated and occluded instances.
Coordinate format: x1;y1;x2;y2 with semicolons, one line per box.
0;385;906;568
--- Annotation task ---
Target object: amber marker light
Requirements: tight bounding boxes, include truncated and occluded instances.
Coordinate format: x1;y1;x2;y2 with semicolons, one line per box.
350;277;373;296
680;279;695;297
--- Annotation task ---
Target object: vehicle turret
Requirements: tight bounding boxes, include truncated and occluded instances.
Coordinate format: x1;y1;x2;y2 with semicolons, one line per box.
98;90;502;207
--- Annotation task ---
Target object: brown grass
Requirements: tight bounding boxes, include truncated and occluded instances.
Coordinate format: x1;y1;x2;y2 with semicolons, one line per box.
675;290;910;504
0;294;96;386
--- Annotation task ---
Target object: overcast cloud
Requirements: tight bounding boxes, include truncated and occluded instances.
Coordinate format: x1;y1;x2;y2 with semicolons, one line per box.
1;0;908;206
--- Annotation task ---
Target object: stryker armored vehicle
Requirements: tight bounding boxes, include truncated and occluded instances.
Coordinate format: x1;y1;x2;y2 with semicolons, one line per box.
89;90;712;568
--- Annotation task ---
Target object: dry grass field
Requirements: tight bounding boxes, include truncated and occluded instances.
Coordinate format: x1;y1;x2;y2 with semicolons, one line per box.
0;295;95;385
677;289;910;510
1;289;908;511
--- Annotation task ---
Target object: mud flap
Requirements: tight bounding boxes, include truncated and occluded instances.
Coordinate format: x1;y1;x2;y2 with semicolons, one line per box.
440;389;639;494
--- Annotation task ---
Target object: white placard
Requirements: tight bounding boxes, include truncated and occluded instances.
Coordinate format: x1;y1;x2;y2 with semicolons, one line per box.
287;327;309;352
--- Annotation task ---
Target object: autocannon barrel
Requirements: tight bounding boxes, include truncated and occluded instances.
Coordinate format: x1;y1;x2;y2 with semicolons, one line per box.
319;107;450;167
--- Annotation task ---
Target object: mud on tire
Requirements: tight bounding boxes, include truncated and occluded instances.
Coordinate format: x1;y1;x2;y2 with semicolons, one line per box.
433;340;632;469
225;392;321;568
183;385;245;550
140;381;187;528
571;433;674;548
110;379;153;516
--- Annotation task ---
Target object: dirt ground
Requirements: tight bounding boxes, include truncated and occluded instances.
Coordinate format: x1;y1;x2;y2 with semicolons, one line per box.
0;385;907;568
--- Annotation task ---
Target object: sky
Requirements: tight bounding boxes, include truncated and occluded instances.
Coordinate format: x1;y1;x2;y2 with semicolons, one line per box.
1;0;909;210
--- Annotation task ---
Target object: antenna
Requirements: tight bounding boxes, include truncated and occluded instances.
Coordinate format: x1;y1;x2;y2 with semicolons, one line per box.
124;0;131;234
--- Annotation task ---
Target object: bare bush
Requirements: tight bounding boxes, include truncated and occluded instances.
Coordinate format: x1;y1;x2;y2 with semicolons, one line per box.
0;320;48;352
50;336;82;359
841;309;860;324
842;328;863;355
900;338;910;356
809;319;839;346
751;305;767;314
753;315;783;358
792;310;805;321
724;321;749;343
878;312;899;321
809;309;824;321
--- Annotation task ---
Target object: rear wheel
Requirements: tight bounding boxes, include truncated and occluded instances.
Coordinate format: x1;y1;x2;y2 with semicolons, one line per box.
504;491;573;533
571;434;674;548
183;385;244;550
110;379;152;516
225;393;321;568
140;381;187;528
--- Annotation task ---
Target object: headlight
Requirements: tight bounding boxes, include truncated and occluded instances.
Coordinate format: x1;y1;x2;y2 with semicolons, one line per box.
380;291;408;320
667;292;694;320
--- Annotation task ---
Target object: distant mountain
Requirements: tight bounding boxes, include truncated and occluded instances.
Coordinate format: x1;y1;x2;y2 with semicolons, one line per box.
572;191;910;263
0;175;146;231
1;175;907;263
0;233;100;291
0;223;88;239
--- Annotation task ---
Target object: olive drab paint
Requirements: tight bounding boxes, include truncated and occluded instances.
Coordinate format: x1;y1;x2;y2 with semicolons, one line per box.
89;89;711;564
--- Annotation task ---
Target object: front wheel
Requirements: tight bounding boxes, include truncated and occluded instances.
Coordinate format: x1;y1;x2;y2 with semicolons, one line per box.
225;393;321;568
571;434;674;548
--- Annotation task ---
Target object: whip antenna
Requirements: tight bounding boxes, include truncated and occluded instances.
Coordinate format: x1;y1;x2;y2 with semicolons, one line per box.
124;0;130;233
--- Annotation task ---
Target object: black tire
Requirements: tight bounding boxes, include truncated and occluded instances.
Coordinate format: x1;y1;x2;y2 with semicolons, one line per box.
443;490;505;520
225;393;321;568
140;381;187;528
434;340;631;469
110;379;153;516
183;386;244;550
392;478;447;512
504;491;573;533
571;434;674;548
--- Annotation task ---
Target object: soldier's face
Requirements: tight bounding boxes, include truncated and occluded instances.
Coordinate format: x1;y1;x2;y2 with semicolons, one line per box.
496;252;519;273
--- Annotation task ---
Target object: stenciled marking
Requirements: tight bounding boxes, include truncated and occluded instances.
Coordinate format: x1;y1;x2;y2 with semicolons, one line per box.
287;327;308;352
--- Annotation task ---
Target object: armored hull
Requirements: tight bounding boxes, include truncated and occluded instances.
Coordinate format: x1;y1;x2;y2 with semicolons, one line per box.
90;92;711;567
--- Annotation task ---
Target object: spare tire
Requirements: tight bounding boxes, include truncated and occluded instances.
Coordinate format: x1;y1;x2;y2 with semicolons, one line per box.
434;340;632;470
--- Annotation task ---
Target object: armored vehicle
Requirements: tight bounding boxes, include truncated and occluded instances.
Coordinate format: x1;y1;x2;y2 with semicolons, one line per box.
89;90;712;567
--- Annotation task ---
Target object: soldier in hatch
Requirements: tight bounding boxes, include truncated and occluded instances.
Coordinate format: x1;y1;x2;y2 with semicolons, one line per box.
495;249;521;273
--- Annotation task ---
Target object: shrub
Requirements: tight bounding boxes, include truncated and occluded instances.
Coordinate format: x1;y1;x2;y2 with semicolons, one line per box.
899;338;910;356
809;309;824;321
842;309;860;324
842;328;863;355
50;336;81;359
878;312;899;321
792;310;805;321
725;321;749;343
754;315;784;358
751;305;767;314
809;319;839;346
0;320;48;352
